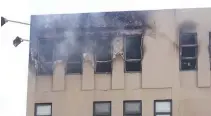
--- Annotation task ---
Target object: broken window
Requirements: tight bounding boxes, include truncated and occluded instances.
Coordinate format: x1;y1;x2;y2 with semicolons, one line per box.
37;38;54;75
94;37;112;73
124;35;142;72
66;38;83;74
179;33;198;70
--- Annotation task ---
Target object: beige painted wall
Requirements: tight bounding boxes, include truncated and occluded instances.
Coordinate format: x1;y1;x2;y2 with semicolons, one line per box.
26;8;211;116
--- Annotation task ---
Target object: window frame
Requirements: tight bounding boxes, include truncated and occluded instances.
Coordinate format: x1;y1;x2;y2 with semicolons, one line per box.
65;37;83;75
154;99;172;116
35;103;52;116
37;38;55;76
209;32;211;70
123;34;143;72
94;37;113;74
93;101;111;116
179;32;198;71
123;100;142;116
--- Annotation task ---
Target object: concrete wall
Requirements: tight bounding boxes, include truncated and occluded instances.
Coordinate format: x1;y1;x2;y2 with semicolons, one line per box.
26;8;211;116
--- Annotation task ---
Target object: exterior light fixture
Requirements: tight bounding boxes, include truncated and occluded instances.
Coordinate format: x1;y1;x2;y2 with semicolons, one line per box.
13;36;29;47
1;16;30;26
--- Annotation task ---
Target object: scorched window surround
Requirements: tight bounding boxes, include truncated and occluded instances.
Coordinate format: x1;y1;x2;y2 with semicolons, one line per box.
37;38;54;75
179;32;198;71
94;37;112;73
124;35;142;72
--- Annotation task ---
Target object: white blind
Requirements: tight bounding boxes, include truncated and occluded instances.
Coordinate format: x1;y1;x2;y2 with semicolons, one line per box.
36;105;51;115
156;115;170;116
155;102;171;113
125;102;141;113
95;103;110;113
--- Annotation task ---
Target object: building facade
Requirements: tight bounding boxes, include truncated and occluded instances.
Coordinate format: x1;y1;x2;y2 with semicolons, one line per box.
27;8;211;116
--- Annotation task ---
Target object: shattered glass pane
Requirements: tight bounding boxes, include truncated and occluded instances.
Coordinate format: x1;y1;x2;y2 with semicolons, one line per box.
66;62;82;74
95;38;112;61
37;63;53;75
181;59;197;70
125;36;141;60
181;46;197;57
68;39;83;62
180;33;197;45
125;61;141;72
96;62;112;73
38;39;54;62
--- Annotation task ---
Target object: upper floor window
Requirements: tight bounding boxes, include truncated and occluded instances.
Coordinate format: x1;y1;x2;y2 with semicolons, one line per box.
124;35;142;72
124;100;142;116
66;38;83;74
154;100;172;116
35;103;52;116
179;33;198;70
94;37;112;73
37;38;54;75
93;101;111;116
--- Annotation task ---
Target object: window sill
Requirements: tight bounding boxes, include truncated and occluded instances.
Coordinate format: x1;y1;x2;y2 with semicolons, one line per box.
65;73;82;75
180;69;197;71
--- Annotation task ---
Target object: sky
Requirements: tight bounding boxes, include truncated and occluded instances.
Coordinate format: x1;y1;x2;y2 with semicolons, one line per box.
0;0;211;116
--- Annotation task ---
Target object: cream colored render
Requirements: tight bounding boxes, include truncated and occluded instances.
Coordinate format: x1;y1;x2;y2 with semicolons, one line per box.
26;8;211;116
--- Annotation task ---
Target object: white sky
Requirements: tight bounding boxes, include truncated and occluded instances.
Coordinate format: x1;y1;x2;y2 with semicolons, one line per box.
0;0;211;116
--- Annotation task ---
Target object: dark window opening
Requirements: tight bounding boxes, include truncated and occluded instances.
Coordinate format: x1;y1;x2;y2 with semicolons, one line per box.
93;101;111;116
179;33;197;71
181;59;196;70
180;33;197;45
124;35;142;72
95;37;112;73
96;62;112;73
66;38;83;74
124;101;142;116
37;63;53;75
37;39;54;75
125;61;141;72
66;62;82;74
38;39;54;62
181;47;196;57
125;36;141;59
35;103;52;116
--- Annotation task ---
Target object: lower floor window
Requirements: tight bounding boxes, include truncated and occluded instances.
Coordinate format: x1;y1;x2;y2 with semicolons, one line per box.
124;100;142;116
35;103;52;116
154;100;172;116
93;101;111;116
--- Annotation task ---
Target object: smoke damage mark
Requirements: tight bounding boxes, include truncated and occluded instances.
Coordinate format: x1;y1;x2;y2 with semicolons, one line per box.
29;11;148;75
179;20;198;70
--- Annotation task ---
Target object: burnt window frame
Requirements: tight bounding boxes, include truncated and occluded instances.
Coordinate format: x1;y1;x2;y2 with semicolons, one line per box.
93;101;111;116
179;32;198;71
94;36;113;74
37;38;55;76
65;37;83;75
123;34;143;72
35;103;52;116
154;99;172;116
123;100;142;116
